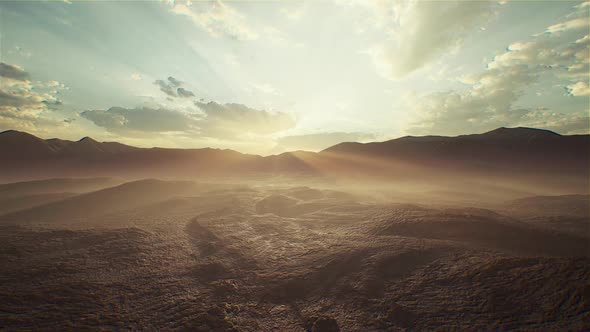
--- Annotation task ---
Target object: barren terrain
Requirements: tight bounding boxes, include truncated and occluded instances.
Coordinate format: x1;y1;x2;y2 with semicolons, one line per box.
0;178;588;331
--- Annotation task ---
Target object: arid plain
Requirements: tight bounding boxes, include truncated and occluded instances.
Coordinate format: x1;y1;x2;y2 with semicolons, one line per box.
1;128;589;331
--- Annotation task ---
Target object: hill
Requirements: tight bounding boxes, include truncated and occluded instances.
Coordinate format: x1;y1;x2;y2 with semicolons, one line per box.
0;179;200;224
0;177;120;199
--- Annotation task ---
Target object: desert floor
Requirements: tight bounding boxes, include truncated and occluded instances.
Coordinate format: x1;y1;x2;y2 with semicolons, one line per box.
0;178;588;331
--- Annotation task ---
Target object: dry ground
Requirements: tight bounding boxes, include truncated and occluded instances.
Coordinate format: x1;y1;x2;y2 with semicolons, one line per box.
0;178;588;331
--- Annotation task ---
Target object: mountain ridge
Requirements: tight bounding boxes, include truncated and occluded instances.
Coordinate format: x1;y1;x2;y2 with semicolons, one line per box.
321;127;566;153
1;127;588;187
1;126;577;157
1;127;587;162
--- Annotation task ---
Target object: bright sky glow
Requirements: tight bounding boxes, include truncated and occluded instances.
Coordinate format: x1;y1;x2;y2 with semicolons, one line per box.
0;0;588;154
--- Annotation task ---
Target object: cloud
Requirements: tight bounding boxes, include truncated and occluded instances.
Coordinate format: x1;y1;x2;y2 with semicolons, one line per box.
518;109;589;134
484;37;589;84
167;76;182;87
195;101;296;139
177;87;195;98
168;0;258;40
0;62;31;81
153;76;195;98
0;64;66;110
566;81;590;96
361;0;502;79
81;107;198;135
406;88;589;136
405;65;589;135
0;63;69;134
486;4;589;81
543;17;589;34
0;90;31;108
166;0;299;46
403;3;590;135
274;132;375;152
154;78;178;97
82;101;296;141
0;107;68;135
131;73;142;81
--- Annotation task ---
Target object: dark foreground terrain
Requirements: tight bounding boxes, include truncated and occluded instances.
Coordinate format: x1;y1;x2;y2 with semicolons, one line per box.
0;178;589;331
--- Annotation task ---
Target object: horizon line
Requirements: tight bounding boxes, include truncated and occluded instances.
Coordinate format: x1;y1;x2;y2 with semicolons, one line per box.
0;126;573;157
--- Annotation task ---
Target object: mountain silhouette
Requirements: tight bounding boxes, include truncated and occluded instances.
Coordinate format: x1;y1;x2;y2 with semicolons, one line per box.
0;128;588;192
321;127;588;174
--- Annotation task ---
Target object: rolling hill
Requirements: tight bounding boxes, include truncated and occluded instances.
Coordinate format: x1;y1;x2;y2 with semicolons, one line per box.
0;179;200;224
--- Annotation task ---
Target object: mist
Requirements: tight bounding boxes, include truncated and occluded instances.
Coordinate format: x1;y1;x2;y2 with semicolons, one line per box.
1;0;589;330
1;134;588;330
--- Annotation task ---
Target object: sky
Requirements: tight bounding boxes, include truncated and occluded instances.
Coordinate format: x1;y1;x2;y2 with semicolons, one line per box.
0;0;588;155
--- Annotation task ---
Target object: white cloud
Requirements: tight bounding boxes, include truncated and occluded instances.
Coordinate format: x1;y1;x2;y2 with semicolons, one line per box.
361;0;503;79
543;17;589;34
83;101;296;142
166;0;301;47
482;37;590;83
195;101;295;139
168;0;258;40
566;81;590;96
403;3;590;135
0;63;69;134
406;84;589;135
131;73;142;81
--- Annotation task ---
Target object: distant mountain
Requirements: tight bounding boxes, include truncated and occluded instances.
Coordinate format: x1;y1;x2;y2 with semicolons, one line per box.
0;130;268;180
0;128;588;192
321;127;589;174
0;130;140;159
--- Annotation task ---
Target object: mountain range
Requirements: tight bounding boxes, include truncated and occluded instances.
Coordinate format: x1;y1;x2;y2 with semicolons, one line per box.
1;127;588;190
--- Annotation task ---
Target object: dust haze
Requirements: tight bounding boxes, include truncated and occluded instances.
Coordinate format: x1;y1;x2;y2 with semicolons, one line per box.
2;0;590;329
1;146;589;331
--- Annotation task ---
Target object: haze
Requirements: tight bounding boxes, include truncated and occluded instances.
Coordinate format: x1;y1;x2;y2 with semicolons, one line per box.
0;1;589;331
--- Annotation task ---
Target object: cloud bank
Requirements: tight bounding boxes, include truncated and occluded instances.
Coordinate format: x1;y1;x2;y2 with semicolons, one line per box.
82;101;296;143
81;107;198;135
0;63;31;81
0;62;68;134
404;2;589;135
195;101;296;139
